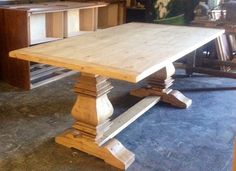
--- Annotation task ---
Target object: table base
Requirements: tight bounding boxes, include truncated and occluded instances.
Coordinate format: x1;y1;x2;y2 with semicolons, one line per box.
56;129;134;170
55;63;191;170
130;63;192;108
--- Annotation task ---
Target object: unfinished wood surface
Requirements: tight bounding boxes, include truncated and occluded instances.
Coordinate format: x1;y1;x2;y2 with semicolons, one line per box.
98;96;161;146
56;130;134;170
80;8;98;31
98;4;119;28
118;1;125;25
46;12;64;38
130;63;192;108
107;4;119;26
9;23;224;83
56;73;134;169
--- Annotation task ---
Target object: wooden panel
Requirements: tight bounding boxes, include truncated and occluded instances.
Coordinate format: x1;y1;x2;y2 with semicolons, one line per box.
46;12;64;38
2;9;30;90
0;9;4;80
98;6;108;28
29;13;46;44
9;23;224;83
107;4;118;26
98;96;160;145
118;2;125;25
98;3;119;28
80;8;98;31
64;9;80;37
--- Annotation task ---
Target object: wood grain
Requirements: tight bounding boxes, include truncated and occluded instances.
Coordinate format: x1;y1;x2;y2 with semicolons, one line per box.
130;63;192;108
10;23;224;83
56;130;135;170
98;96;161;146
1;9;30;90
56;73;135;169
80;8;98;31
46;12;64;39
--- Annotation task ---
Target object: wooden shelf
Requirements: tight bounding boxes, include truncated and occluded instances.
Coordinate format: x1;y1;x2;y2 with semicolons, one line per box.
30;37;63;45
29;63;77;89
29;11;64;45
0;1;112;90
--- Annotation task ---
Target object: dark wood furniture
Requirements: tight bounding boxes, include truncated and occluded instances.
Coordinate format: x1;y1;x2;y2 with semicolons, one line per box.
0;1;107;90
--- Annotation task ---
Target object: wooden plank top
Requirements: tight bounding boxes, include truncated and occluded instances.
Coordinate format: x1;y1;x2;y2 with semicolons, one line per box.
9;23;225;83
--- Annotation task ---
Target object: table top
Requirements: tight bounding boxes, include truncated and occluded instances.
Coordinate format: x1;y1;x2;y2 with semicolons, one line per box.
9;23;224;83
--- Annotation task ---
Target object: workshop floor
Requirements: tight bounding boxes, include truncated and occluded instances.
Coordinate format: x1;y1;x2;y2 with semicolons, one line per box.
0;69;236;171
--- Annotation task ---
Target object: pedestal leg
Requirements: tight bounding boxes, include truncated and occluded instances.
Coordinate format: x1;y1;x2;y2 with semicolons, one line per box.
130;63;192;108
56;73;134;170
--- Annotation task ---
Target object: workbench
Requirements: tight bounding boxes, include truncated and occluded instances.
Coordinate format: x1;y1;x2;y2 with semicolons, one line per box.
9;23;224;170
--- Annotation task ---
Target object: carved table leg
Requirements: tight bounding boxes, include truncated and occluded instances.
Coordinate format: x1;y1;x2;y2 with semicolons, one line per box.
130;63;192;108
56;73;134;170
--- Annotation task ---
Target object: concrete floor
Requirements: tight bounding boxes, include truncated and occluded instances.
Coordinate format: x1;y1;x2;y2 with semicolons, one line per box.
0;69;236;171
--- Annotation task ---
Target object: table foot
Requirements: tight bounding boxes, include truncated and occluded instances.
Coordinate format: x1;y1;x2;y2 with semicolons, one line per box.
56;129;135;170
130;63;192;109
130;88;192;108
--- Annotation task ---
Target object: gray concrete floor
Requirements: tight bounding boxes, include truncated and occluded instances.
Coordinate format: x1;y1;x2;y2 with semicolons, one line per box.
0;69;236;171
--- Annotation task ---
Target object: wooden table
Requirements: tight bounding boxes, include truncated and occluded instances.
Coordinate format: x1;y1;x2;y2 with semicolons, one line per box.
9;23;224;170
